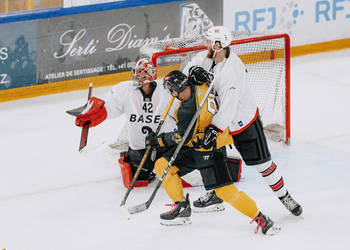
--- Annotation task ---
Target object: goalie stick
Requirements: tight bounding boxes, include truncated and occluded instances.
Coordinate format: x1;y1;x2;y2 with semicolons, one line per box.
66;83;93;152
120;96;175;208
127;79;217;215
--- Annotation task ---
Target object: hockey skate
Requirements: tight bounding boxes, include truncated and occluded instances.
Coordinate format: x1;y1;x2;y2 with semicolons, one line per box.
279;192;303;216
250;212;281;236
192;190;225;213
160;194;192;226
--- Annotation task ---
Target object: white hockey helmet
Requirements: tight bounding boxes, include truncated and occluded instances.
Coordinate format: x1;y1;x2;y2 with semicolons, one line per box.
205;26;232;51
132;58;156;88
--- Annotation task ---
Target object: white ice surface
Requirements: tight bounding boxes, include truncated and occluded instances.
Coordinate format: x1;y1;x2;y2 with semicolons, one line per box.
0;49;350;250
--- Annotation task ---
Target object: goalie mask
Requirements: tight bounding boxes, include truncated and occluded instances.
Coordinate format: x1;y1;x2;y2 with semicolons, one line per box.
163;70;190;94
132;58;156;88
205;26;232;52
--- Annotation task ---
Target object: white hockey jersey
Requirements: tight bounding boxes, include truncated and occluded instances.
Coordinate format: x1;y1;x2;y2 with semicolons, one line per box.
183;50;258;134
104;80;177;150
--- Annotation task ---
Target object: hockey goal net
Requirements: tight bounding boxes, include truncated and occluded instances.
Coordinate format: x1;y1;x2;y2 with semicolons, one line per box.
111;32;290;150
141;31;290;144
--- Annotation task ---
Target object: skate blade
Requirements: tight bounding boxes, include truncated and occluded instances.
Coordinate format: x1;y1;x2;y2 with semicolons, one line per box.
192;203;225;213
160;217;191;226
265;226;281;236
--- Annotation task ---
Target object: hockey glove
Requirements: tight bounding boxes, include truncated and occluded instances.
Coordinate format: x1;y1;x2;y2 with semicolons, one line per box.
188;66;214;85
201;125;220;149
75;97;107;127
145;133;167;149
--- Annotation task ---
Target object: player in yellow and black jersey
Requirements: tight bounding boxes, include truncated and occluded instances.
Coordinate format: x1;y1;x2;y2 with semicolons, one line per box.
145;70;280;235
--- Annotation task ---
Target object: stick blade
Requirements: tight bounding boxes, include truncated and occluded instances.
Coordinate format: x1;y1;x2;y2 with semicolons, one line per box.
66;103;88;116
128;202;148;214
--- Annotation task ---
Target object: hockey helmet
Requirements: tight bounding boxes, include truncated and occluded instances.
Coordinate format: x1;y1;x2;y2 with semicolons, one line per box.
163;70;190;94
132;58;156;87
205;26;232;51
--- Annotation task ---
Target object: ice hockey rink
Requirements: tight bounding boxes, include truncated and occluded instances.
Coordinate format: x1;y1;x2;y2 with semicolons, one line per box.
0;49;349;250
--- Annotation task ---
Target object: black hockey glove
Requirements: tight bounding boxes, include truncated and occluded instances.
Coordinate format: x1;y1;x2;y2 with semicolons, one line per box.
188;66;214;85
201;125;220;149
192;136;202;149
145;132;167;149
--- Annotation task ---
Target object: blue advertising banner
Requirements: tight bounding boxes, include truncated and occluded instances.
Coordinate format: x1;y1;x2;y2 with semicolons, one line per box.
0;21;37;90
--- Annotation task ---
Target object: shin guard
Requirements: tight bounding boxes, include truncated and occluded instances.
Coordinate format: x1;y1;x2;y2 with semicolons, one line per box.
155;158;184;202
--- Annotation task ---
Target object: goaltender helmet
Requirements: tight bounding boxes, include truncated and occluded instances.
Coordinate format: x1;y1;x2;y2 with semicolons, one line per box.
205;26;232;51
132;58;156;88
163;70;190;94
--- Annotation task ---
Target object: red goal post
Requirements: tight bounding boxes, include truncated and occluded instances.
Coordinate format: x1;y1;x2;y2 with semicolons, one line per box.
141;33;291;144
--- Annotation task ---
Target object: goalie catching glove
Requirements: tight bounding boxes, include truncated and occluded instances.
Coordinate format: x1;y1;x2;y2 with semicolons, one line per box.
188;66;214;85
75;97;107;127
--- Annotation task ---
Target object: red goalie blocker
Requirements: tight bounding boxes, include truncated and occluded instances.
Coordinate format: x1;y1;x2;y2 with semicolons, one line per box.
75;97;107;127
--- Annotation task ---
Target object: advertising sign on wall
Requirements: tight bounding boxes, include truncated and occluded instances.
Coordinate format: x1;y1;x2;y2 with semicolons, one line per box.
0;21;37;90
223;0;350;46
36;0;222;84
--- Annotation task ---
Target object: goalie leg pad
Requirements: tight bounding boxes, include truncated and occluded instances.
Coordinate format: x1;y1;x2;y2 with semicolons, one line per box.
118;152;149;188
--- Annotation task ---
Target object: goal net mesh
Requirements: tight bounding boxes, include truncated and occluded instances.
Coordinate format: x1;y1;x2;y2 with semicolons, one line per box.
111;31;290;150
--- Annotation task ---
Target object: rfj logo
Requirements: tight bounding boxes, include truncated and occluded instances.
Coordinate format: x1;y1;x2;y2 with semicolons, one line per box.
233;1;305;31
234;0;350;31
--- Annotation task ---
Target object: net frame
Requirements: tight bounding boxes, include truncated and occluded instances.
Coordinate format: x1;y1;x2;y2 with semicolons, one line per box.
147;33;291;144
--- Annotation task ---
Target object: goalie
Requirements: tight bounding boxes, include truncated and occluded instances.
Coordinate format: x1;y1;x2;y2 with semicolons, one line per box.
75;58;176;187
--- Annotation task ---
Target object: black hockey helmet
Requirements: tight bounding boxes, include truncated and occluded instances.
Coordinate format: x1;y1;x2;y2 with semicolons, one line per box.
163;70;190;93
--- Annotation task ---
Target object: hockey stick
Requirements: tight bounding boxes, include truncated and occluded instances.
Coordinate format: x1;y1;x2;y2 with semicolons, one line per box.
120;96;175;208
127;80;217;214
78;83;93;152
66;83;93;151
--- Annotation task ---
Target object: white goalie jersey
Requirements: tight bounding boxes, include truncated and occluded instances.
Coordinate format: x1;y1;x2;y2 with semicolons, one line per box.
104;80;177;150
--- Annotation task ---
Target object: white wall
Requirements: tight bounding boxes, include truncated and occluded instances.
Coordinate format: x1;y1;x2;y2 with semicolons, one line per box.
223;0;350;46
63;0;122;8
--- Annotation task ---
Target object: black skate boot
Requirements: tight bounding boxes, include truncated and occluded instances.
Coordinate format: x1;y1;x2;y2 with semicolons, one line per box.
192;190;225;213
160;193;191;226
250;212;281;236
279;192;303;216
